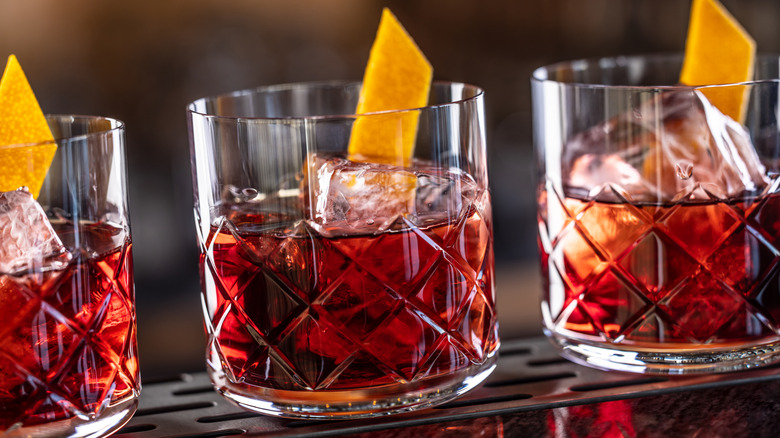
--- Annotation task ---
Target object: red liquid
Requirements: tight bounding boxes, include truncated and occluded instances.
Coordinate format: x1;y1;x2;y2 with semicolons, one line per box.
201;203;497;391
0;223;138;430
540;192;780;347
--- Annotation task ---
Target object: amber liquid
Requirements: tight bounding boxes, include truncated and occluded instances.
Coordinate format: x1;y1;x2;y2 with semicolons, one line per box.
0;223;138;430
541;192;780;348
201;203;497;391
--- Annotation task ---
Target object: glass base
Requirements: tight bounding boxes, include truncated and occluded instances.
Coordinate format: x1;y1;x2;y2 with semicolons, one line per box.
2;396;138;438
547;331;780;374
209;354;497;419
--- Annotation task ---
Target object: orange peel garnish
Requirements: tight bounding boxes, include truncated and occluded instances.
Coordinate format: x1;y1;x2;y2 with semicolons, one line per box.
0;55;56;199
347;8;433;166
679;0;755;122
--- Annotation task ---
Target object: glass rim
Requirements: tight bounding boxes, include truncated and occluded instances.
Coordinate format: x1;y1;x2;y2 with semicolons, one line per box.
186;80;485;121
531;52;780;90
0;114;124;150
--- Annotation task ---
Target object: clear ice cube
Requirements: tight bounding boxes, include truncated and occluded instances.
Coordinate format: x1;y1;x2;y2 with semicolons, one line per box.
305;155;473;234
564;90;769;201
0;189;68;274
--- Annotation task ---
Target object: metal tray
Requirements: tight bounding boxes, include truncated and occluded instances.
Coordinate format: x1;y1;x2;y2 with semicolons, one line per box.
114;337;780;437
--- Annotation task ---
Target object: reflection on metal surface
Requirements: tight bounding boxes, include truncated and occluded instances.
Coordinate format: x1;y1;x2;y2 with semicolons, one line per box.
114;338;780;437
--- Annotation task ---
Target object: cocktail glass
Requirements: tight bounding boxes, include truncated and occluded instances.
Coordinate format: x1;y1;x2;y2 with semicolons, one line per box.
188;81;498;418
0;116;139;436
533;55;780;373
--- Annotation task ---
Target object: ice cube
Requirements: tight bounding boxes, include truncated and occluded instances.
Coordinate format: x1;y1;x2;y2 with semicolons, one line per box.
564;90;769;201
567;154;648;198
306;155;417;232
305;155;477;235
0;189;68;274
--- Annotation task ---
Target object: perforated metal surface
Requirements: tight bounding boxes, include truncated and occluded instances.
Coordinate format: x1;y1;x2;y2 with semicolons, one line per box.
114;338;780;437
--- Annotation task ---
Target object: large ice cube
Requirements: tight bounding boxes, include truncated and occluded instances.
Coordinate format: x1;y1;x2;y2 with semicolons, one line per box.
305;155;473;234
0;189;68;274
306;156;416;230
564;90;769;201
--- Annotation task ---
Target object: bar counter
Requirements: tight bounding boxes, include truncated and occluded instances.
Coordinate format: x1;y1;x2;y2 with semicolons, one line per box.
114;337;780;437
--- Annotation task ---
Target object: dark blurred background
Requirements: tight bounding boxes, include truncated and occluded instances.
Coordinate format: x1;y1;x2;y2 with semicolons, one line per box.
2;0;778;379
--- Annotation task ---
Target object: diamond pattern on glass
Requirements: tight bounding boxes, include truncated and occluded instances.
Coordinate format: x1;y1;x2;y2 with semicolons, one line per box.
316;265;401;340
552;226;608;293
213;305;265;383
413;257;476;328
617;231;697;303
92;291;132;364
268;222;318;301
450;287;494;361
659;201;741;262
276;315;354;389
56;341;118;414
364;307;443;382
546;261;578;323
0;354;38;429
748;192;780;249
38;253;98;330
659;273;745;342
22;392;83;428
331;217;442;297
419;336;472;378
705;225;778;294
579;268;652;341
623;310;688;344
3;304;80;381
447;210;491;274
206;202;497;391
0;240;137;429
576;192;651;261
541;179;780;346
235;271;305;340
750;269;780;334
712;300;776;342
322;350;401;389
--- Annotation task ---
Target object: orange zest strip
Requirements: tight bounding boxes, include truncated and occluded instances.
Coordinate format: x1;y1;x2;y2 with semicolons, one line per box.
0;55;57;198
347;8;433;166
679;0;755;122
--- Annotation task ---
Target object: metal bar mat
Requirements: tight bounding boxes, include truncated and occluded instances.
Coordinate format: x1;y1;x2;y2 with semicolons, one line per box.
115;337;780;437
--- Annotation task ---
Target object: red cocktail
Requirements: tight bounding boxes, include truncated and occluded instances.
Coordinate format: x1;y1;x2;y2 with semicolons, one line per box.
189;81;497;417
541;192;780;348
0;115;138;436
0;222;137;430
534;55;780;373
203;165;495;391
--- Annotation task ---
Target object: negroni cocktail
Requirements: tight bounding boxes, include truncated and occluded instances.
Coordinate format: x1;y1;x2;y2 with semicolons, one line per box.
202;158;496;392
190;78;496;416
541;190;780;349
0;54;138;436
0;220;138;431
534;55;780;372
